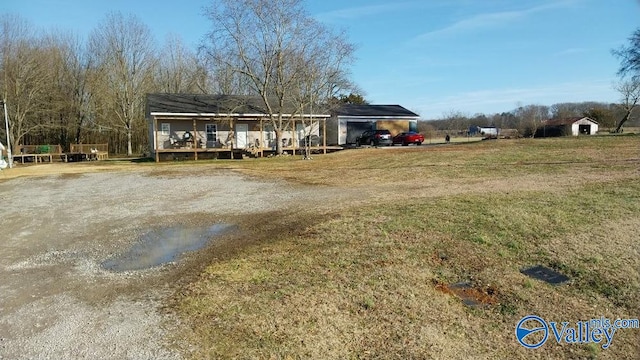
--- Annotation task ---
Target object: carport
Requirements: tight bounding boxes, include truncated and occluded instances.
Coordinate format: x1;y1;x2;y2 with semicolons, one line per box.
346;121;375;144
325;104;420;146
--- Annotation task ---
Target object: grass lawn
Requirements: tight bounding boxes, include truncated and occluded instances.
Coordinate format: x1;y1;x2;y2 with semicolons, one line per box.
168;136;640;359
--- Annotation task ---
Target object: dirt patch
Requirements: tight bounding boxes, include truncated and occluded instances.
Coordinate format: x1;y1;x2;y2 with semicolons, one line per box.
0;167;349;359
434;280;499;308
0;162;137;182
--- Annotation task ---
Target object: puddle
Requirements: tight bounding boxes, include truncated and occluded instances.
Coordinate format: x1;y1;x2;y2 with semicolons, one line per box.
101;224;235;272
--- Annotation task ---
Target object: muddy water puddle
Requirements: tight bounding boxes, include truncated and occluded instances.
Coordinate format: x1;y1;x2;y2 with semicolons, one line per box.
101;224;235;272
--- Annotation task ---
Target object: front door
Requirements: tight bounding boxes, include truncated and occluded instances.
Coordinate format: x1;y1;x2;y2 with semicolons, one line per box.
235;124;248;148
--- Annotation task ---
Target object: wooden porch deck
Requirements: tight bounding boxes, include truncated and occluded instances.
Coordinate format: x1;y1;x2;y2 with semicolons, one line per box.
12;144;109;164
155;145;343;162
13;153;54;163
13;144;60;164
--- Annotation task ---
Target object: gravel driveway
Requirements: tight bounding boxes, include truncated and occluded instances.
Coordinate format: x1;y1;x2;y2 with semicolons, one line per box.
0;168;332;359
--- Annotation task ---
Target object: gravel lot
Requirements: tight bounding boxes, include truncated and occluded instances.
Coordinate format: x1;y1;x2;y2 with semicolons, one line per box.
0;167;335;359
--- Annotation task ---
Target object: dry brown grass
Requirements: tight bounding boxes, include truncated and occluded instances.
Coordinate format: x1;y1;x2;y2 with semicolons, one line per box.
164;136;640;359
227;137;639;188
0;161;139;181
4;136;639;358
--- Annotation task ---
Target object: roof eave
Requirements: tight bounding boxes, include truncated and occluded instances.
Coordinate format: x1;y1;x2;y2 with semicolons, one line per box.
149;112;331;118
336;115;420;119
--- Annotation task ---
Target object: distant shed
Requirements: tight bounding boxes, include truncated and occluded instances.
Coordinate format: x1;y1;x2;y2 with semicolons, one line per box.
536;117;599;137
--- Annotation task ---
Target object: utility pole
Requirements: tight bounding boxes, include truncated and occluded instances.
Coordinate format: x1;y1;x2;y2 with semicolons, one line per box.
2;99;13;168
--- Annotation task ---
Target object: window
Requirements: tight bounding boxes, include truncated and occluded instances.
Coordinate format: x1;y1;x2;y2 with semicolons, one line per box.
206;124;217;142
161;123;170;136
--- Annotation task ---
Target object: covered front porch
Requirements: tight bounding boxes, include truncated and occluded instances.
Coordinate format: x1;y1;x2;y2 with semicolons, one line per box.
150;116;335;162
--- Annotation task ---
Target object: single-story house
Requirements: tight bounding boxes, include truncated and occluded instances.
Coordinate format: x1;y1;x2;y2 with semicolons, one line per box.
535;117;599;137
326;104;420;145
146;93;335;161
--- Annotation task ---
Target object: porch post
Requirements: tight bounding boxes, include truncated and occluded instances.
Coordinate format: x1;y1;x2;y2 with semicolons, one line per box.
193;118;198;161
323;117;327;154
154;116;159;162
292;118;296;153
230;118;235;149
260;118;264;158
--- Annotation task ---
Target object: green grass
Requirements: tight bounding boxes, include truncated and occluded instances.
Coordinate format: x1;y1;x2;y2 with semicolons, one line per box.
169;136;640;359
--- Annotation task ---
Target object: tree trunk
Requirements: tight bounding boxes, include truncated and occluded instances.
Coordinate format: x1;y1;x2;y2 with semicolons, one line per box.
615;110;632;133
303;137;311;160
127;126;133;156
275;129;283;155
74;116;83;145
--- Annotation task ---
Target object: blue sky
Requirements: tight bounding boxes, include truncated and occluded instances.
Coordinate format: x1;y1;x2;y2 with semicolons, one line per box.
1;0;638;118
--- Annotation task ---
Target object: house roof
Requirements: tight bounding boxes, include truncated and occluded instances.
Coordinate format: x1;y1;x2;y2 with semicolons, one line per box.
334;104;419;117
146;93;329;117
543;116;598;126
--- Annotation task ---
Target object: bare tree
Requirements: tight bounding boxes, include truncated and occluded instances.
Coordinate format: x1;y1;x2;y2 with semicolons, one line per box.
440;110;469;136
205;59;254;95
0;16;52;151
582;104;617;130
417;121;436;143
550;102;583;119
157;34;207;93
291;23;354;159
514;104;549;137
89;12;156;155
611;27;640;133
613;79;640;133
40;31;96;148
613;28;640;81
201;0;355;155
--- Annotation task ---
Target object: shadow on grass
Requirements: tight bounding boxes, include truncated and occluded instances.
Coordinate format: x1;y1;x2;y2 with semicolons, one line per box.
128;157;155;163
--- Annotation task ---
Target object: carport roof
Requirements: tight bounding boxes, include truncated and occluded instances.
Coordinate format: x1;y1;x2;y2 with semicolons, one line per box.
334;104;419;117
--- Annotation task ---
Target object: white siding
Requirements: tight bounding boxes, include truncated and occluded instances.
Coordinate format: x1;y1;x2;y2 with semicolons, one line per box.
149;118;325;150
571;118;599;136
325;117;339;145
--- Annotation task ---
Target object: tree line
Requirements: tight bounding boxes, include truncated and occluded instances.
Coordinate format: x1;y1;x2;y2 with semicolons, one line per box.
0;12;209;155
0;0;356;156
424;26;640;137
420;101;640;137
1;13;207;155
421;24;640;138
2;4;638;155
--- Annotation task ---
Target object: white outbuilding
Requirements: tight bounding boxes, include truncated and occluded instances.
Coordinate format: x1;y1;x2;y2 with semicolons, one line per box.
537;117;599;137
